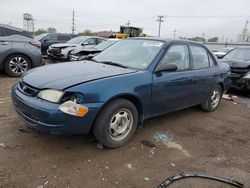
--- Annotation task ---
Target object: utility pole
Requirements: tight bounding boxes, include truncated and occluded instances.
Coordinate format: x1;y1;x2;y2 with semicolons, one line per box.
126;20;131;26
173;28;177;39
72;10;75;35
157;15;164;37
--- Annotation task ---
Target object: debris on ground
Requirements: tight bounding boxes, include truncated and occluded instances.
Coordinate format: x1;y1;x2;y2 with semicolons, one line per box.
97;143;104;149
126;164;134;170
153;131;173;144
157;172;244;188
141;139;155;149
232;95;250;109
170;163;176;167
144;177;149;181
222;94;233;101
167;142;190;157
0;143;6;150
16;128;32;133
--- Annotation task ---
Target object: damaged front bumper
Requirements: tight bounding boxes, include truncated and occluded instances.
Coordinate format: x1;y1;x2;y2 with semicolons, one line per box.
231;73;250;90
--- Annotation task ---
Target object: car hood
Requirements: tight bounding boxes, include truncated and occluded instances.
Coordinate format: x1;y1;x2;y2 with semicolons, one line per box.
51;43;77;48
22;61;137;90
221;59;250;69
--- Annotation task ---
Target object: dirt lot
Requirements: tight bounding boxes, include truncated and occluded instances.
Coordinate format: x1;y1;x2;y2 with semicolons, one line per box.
0;72;250;188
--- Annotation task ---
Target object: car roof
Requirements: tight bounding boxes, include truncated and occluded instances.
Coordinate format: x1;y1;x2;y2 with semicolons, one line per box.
127;37;204;45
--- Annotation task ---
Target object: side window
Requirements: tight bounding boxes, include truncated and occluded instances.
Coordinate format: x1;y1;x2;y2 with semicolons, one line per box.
44;34;57;42
98;39;106;44
58;35;70;41
190;46;210;69
84;38;97;45
159;45;190;71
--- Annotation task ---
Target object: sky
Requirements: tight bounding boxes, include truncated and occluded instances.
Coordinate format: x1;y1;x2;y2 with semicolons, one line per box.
0;0;250;41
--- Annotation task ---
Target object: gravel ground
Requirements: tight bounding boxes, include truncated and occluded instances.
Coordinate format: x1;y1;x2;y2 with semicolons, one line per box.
0;72;250;188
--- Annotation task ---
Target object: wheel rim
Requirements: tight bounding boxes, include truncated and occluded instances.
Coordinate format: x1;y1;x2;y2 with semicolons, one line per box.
210;88;220;108
9;57;28;74
108;109;133;141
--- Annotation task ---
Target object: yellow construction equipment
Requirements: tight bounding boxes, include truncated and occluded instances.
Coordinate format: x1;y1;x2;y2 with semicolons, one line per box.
112;26;147;39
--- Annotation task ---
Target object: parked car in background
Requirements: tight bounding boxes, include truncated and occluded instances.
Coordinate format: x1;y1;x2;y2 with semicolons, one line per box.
34;33;75;55
0;35;42;77
221;46;250;91
12;38;230;148
70;39;119;61
213;47;234;59
47;36;107;61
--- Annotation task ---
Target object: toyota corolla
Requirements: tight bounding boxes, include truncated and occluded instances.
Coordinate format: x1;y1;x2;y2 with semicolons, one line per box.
12;38;231;148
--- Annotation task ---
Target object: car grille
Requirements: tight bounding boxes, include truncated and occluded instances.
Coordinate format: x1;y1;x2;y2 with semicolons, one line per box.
19;81;39;96
48;47;61;55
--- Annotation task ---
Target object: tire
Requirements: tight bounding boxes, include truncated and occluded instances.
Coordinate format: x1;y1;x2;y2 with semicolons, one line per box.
4;54;31;77
93;99;138;148
201;85;222;112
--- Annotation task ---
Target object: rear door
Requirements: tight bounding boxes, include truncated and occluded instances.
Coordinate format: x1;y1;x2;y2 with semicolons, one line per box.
0;37;11;65
189;45;217;104
150;43;195;116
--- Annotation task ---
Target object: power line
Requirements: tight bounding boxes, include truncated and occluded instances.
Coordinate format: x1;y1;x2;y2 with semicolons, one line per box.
157;15;164;37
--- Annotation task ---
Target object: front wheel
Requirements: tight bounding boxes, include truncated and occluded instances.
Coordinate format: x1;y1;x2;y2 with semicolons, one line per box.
201;85;222;112
93;99;138;148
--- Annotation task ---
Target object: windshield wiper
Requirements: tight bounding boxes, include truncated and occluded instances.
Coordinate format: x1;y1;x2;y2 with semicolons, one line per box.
100;61;128;68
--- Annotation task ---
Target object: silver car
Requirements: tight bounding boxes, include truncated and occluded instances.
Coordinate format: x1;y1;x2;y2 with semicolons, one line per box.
47;36;107;61
0;35;42;77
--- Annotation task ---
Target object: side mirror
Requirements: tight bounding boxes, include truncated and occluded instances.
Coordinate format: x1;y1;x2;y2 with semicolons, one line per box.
155;63;178;73
82;42;88;46
43;39;49;43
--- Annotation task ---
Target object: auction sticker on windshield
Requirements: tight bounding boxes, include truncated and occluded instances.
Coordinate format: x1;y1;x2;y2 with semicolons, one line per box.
143;41;163;47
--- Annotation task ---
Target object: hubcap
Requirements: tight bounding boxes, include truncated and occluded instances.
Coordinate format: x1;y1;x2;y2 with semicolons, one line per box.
9;57;28;74
211;89;220;108
109;109;133;141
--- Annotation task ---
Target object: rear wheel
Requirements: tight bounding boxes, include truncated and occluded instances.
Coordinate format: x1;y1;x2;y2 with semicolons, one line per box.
4;54;31;77
93;99;138;148
201;85;222;112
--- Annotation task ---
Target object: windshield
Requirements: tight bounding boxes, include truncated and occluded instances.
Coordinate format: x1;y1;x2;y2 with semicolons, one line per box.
34;33;48;41
67;36;88;44
223;48;250;61
95;40;117;51
94;39;165;70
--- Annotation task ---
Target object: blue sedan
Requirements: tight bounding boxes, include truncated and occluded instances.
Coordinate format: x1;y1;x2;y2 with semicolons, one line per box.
12;38;231;148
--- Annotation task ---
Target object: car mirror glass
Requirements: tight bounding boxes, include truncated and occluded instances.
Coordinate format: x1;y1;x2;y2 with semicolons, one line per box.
155;63;178;73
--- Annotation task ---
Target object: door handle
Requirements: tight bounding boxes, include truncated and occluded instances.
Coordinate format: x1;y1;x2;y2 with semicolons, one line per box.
0;41;8;45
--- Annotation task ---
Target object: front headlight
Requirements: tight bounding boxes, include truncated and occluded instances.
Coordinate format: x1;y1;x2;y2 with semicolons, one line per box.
243;73;250;79
59;101;88;117
38;89;64;103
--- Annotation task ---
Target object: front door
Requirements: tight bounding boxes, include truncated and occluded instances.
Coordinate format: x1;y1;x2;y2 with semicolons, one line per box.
150;44;195;116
